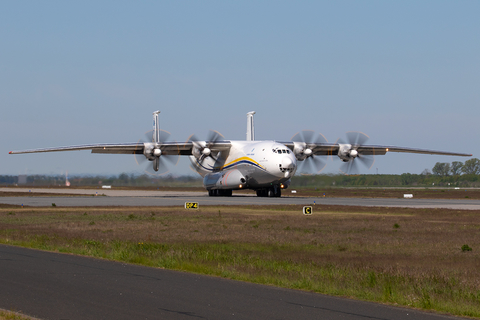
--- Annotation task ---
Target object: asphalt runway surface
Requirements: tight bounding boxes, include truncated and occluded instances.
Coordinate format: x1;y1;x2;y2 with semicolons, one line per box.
0;245;466;320
2;187;480;210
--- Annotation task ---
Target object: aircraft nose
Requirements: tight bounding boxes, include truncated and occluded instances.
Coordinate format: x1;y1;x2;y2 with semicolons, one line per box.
282;156;294;169
281;156;295;178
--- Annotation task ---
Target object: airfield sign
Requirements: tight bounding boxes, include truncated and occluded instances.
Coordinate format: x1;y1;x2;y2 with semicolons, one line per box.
303;206;312;215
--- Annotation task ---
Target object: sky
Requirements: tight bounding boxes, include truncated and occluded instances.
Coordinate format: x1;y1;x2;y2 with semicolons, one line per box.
1;1;479;177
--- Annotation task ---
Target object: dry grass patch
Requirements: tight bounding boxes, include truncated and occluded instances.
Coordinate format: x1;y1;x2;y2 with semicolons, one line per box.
0;309;39;320
1;204;480;317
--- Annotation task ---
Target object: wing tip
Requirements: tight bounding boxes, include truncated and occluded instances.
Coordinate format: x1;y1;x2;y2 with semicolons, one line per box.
8;151;12;154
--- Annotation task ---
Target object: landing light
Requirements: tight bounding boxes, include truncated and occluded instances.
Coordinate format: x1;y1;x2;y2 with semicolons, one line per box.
386;148;389;152
239;184;243;188
280;184;285;189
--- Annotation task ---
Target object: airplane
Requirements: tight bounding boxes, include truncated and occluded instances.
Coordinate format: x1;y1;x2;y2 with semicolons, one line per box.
9;111;472;197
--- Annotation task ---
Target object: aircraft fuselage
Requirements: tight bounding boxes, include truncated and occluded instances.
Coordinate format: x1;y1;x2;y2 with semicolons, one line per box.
190;140;296;196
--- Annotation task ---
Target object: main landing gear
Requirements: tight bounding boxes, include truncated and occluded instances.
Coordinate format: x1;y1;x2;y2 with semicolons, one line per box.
208;189;233;197
256;186;281;198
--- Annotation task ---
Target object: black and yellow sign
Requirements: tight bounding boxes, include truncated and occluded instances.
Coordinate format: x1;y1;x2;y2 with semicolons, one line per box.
185;202;199;209
303;206;313;215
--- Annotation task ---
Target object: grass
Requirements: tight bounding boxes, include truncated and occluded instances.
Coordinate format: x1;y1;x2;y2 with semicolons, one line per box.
0;309;39;320
1;205;480;318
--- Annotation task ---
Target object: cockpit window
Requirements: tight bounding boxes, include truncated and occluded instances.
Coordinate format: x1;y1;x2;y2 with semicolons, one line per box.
273;148;291;154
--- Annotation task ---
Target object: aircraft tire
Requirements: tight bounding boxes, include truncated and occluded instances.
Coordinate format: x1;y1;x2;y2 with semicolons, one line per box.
209;189;233;197
256;189;266;197
267;188;274;197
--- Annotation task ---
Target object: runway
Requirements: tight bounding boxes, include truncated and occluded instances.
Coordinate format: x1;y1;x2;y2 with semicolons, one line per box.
0;245;466;320
2;187;480;210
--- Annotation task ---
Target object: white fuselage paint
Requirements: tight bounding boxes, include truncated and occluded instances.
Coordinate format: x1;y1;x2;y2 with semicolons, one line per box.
189;141;297;190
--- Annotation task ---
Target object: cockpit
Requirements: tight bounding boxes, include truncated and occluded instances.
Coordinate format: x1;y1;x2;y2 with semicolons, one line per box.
272;148;291;154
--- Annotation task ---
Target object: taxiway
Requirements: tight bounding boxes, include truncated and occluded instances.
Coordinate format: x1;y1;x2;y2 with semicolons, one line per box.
1;187;480;210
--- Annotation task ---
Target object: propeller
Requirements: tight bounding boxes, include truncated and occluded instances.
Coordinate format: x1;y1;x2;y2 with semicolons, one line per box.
291;130;328;175
187;130;225;170
134;129;180;176
335;131;375;175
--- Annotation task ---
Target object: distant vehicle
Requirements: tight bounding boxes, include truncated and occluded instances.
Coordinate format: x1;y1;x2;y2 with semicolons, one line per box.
10;111;471;197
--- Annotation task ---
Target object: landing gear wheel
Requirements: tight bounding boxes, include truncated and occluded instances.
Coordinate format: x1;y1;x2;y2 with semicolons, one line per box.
267;188;274;197
267;187;281;197
256;189;267;197
208;189;233;197
256;187;282;197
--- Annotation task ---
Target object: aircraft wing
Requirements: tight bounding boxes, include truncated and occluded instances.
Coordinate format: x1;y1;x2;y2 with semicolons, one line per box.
279;142;472;157
9;141;233;156
355;145;472;157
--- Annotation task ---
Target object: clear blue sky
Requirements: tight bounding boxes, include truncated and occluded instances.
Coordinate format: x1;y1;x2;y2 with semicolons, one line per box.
1;1;478;177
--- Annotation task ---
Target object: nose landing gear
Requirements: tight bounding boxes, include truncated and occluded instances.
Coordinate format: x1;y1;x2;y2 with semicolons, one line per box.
208;189;233;197
256;185;281;197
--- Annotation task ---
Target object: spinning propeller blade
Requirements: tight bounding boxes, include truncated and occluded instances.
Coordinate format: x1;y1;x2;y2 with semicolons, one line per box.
291;130;328;175
188;130;225;169
337;131;375;175
135;129;180;176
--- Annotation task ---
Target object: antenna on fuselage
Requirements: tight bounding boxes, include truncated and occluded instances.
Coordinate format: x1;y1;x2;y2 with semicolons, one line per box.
246;111;256;141
153;110;160;144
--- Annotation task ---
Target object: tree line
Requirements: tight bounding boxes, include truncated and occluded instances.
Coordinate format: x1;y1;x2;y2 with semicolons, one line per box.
430;158;480;176
0;174;202;187
1;159;480;188
3;172;480;188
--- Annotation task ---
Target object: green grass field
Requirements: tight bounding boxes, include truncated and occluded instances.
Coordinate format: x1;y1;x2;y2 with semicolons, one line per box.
1;204;480;318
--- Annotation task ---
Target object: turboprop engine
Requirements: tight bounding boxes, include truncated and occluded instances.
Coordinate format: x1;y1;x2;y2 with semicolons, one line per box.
143;142;161;160
290;130;327;174
337;143;357;162
203;169;247;190
335;132;375;174
134;111;180;175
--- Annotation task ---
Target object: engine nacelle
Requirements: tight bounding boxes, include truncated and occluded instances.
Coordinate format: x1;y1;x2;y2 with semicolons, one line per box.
293;142;308;160
143;142;155;160
192;140;208;159
337;143;358;162
203;169;247;190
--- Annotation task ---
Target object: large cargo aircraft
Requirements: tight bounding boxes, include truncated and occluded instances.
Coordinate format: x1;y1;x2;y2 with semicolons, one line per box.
10;111;471;197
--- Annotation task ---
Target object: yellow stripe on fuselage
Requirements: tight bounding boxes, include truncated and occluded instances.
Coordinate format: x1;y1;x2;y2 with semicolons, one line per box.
220;157;265;171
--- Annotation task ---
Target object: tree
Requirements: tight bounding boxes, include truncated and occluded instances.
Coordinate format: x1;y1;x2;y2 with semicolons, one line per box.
432;162;450;176
421;169;431;176
118;173;130;183
451;161;463;175
401;173;416;185
462;158;480;175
